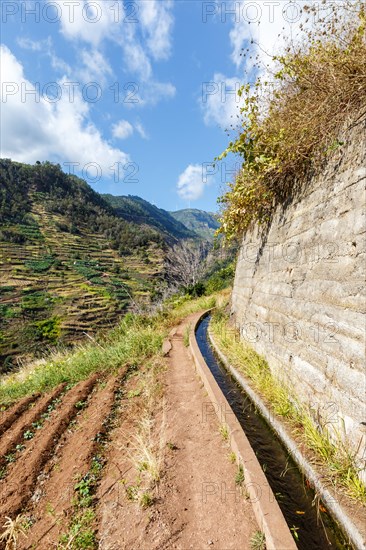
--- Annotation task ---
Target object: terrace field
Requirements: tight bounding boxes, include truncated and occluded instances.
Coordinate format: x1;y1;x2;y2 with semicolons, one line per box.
0;160;207;372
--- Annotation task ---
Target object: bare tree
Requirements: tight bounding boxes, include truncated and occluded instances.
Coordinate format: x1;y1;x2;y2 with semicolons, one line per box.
164;240;210;288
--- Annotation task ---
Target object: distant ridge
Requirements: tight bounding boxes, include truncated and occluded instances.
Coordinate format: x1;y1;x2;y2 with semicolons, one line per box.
169;209;219;240
102;194;197;241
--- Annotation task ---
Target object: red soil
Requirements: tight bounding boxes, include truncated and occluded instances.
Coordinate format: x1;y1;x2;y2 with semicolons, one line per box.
0;314;262;550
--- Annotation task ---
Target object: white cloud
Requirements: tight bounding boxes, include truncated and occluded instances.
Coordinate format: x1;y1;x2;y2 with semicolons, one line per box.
229;1;325;72
78;49;113;84
111;120;148;140
49;52;71;75
55;0;118;46
17;37;45;51
201;1;323;128
137;0;174;60
18;35;71;75
112;120;134;139
201;73;244;128
135;122;148;140
53;0;175;104
177;164;212;202
0;45;129;175
144;81;176;104
122;40;152;81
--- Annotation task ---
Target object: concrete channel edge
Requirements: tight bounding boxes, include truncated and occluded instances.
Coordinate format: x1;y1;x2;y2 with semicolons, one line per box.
206;316;366;550
189;311;297;550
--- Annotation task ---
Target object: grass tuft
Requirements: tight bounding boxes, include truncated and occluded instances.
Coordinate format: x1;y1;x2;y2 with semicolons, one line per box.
235;464;245;486
183;324;191;347
250;530;266;550
0;515;28;550
0;290;227;408
219;423;230;441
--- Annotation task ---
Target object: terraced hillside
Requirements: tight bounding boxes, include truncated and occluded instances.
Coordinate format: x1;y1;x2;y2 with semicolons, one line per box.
0;160;199;372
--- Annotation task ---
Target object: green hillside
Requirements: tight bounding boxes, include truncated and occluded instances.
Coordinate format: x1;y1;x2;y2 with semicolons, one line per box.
0;160;204;372
169;209;219;240
103;194;196;241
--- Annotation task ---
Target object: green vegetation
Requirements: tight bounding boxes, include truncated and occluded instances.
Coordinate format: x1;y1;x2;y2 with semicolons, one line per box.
250;530;266;550
0;293;222;407
183;324;191;347
33;317;61;343
24;255;54;273
235;464;245;486
169;208;219;240
229;452;236;464
59;461;102;549
0;160;164;250
217;1;366;238
0;159;223;371
103;194;196;241
219;423;229;441
184;260;236;298
0;317;161;406
59;341;170;547
210;312;366;503
204;262;235;294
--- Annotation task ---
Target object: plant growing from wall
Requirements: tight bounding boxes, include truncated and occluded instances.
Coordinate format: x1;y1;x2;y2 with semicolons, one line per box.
217;1;366;239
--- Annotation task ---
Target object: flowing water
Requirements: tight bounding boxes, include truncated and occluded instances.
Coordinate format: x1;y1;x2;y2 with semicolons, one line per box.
196;315;351;550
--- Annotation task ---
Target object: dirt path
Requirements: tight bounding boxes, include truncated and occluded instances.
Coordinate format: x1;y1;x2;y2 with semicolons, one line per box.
97;315;257;549
151;316;257;549
0;314;258;549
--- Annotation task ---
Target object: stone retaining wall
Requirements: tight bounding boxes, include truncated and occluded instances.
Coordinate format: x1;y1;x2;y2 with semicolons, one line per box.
231;122;366;474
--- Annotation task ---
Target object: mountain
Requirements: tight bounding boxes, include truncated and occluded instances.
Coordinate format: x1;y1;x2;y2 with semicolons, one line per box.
169;209;219;240
102;194;196;241
0;160;210;372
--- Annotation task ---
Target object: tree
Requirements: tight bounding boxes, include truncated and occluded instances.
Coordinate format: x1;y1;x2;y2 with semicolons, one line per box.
164;240;210;289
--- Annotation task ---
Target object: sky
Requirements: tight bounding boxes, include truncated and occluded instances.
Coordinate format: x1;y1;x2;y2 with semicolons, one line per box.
1;0;315;212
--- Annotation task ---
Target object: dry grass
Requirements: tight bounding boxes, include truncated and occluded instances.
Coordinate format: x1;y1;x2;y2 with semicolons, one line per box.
123;359;167;507
218;1;366;238
0;290;231;408
0;516;27;550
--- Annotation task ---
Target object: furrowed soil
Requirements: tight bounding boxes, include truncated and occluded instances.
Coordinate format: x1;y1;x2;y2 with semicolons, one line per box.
0;385;66;470
0;394;40;437
0;375;99;521
19;374;122;549
0;314;258;550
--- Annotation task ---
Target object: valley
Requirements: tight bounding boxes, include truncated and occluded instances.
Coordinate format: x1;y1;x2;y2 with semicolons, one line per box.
0;160;220;372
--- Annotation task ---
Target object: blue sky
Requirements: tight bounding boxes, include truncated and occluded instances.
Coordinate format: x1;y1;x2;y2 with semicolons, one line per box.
1;1;308;211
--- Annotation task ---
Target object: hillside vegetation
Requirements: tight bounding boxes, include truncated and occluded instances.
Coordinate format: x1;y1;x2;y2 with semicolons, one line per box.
0;160;212;372
169;209;219;240
103;195;197;241
0;292;221;407
217;1;366;238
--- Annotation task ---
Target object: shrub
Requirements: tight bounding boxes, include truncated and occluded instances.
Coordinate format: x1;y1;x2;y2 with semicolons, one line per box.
33;317;61;343
24;255;54;273
217;1;366;239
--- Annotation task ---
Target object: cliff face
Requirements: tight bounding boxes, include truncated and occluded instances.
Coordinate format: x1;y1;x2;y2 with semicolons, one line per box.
231;122;366;471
